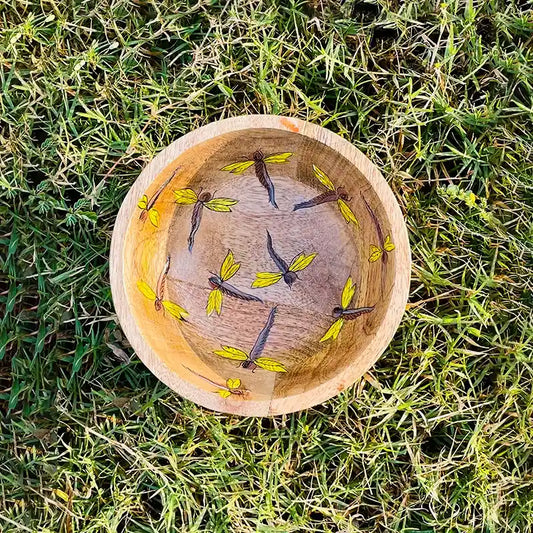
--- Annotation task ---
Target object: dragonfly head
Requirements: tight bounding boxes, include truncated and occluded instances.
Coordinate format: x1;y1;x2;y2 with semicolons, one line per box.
198;191;212;202
208;275;220;288
241;360;257;371
139;209;148;221
332;306;344;318
154;299;163;312
283;271;298;288
253;149;264;161
337;187;350;202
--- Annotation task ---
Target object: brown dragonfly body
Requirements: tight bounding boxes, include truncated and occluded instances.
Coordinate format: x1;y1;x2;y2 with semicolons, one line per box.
182;366;247;397
362;195;386;263
188;191;212;251
253;150;278;209
292;165;359;226
140;173;173;221
251;231;317;289
154;256;171;311
138;170;178;227
208;275;263;304
174;188;238;252
332;305;374;320
362;194;395;295
213;307;287;372
221;151;293;209
320;277;373;342
137;257;188;321
293;186;350;211
267;231;297;287
241;306;277;371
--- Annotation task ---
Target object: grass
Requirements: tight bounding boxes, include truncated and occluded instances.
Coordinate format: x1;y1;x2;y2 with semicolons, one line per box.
1;0;532;531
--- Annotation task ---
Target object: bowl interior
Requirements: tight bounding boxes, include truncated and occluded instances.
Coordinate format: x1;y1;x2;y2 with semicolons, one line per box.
121;126;402;413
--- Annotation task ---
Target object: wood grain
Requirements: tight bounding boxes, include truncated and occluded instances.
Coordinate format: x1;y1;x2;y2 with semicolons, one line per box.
110;116;411;416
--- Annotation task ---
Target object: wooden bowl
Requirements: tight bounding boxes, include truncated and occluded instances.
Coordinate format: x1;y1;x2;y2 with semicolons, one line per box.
110;115;410;416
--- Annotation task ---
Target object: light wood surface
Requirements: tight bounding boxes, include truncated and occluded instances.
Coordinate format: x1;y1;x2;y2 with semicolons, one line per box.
110;115;411;416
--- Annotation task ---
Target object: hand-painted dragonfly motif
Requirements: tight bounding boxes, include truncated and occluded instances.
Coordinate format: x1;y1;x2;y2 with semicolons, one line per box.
293;165;358;227
320;277;374;342
182;365;247;398
221;151;293;209
252;230;317;289
174;188;238;252
362;195;395;263
137;169;178;227
214;307;286;372
137;256;188;320
207;249;263;316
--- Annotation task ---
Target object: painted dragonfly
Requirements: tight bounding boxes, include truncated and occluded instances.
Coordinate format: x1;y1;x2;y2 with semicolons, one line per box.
137;169;178;227
252;230;317;289
182;365;247;398
137;256;189;321
221;151;293;209
207;249;263;316
293;165;358;227
362;195;395;263
214;307;286;372
320;277;374;342
174;188;238;252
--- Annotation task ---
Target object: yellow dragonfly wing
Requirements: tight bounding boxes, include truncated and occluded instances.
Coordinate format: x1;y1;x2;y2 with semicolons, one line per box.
204;198;238;212
369;245;383;263
137;280;156;301
162;300;189;320
313;164;335;191
337;199;358;226
138;194;148;209
251;272;283;288
206;288;223;317
383;234;395;252
341;277;356;309
226;378;241;389
213;346;249;361
148;208;160;227
263;152;293;164
288;252;317;273
218;389;232;399
220;250;240;281
320;318;345;342
174;188;198;204
221;160;255;174
255;357;287;372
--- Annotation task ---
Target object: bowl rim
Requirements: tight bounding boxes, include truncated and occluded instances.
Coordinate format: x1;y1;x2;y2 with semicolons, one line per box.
110;114;411;416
